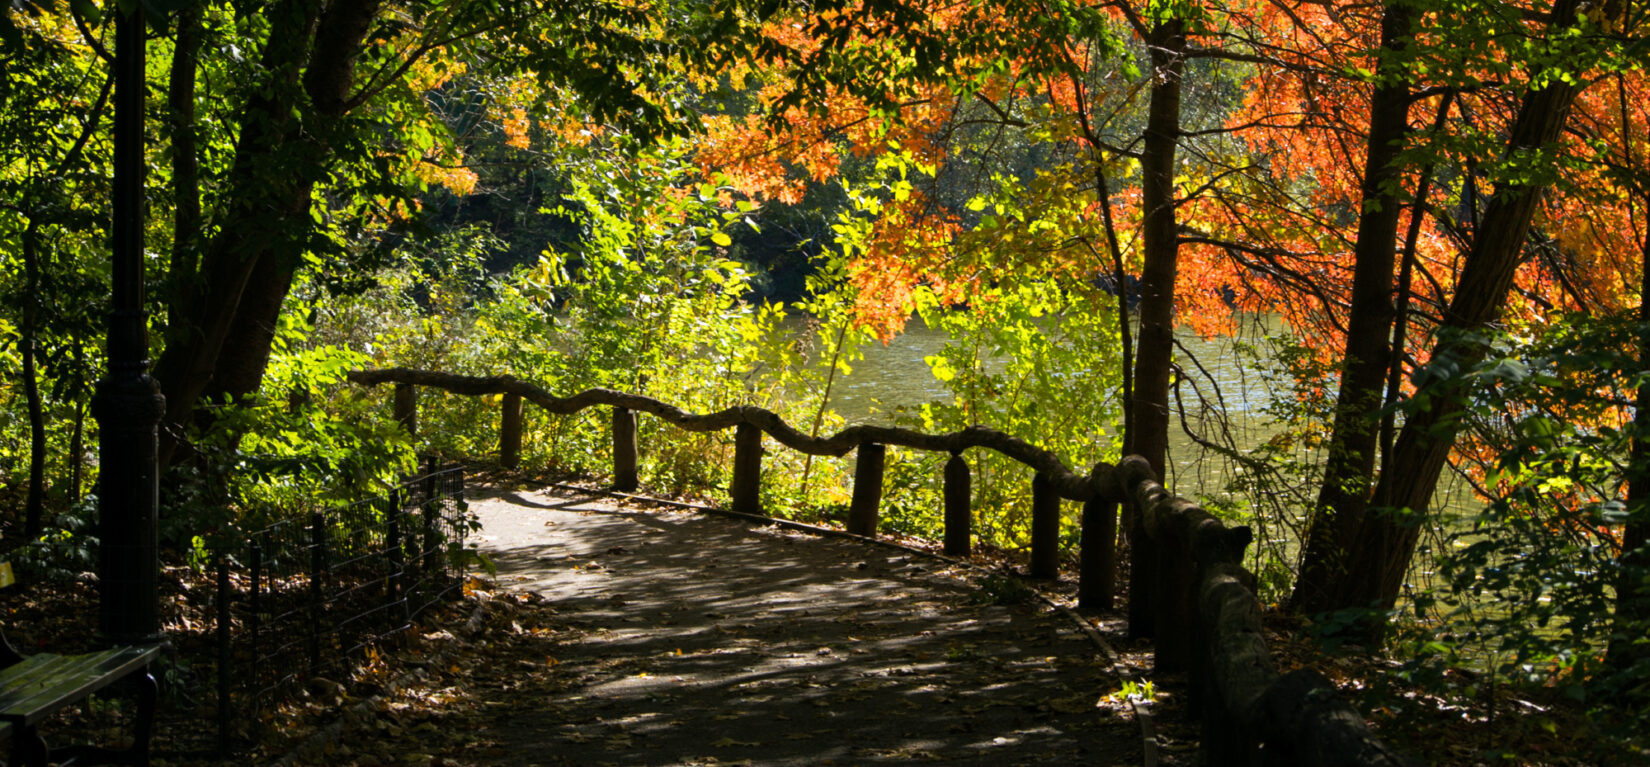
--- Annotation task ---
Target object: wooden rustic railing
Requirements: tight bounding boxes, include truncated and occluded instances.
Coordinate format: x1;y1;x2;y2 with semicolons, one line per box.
348;367;1414;766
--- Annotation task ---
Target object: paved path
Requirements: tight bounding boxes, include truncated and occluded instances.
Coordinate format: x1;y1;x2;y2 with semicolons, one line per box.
464;483;1146;766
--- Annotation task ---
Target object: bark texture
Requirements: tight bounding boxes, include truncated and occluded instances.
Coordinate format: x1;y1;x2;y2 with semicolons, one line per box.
1128;19;1186;483
1291;2;1415;614
154;0;384;465
1328;1;1584;615
1606;203;1650;675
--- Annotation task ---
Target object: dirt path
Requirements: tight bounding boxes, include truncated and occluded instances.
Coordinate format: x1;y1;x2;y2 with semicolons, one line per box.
451;483;1145;767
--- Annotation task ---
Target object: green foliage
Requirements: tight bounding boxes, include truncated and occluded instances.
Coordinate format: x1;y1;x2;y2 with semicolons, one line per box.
877;448;947;537
309;132;823;500
893;280;1123;558
167;343;418;554
1375;314;1648;753
7;498;97;578
0;15;113;538
1105;678;1157;703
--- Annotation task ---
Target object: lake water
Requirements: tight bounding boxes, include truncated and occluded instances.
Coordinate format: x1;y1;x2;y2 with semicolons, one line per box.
816;315;1286;500
804;313;1484;595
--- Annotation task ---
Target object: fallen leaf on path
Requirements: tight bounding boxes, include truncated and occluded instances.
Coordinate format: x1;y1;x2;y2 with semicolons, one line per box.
1047;696;1094;714
711;737;761;747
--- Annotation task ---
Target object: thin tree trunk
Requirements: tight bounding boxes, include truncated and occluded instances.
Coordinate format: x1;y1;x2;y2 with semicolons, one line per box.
14;63;111;537
168;2;203;311
1128;19;1186;482
1092;156;1134;458
68;399;86;503
1330;13;1584;618
154;0;384;466
1070;68;1134;457
799;318;849;498
1290;2;1416;613
1606;176;1650;674
1381;92;1456;477
21;221;46;538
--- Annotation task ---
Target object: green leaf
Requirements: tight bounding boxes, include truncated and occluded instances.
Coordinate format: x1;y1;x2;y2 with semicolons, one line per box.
71;0;102;26
142;0;195;13
710;231;732;247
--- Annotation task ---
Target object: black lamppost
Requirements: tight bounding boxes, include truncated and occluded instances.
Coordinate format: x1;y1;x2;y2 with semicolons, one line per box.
93;1;164;646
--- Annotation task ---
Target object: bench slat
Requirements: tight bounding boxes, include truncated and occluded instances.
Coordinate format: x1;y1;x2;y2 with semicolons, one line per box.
0;645;159;727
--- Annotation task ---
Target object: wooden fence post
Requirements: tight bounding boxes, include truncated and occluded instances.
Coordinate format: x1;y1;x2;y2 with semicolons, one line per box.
393;383;417;437
1031;473;1060;579
1079;493;1118;609
847;442;886;537
1129;500;1153;638
612;406;638;491
1153;517;1195;673
499;393;523;469
730;422;762;515
943;451;971;557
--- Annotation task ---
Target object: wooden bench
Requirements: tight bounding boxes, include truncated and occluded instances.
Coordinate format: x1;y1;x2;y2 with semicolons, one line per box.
0;562;160;767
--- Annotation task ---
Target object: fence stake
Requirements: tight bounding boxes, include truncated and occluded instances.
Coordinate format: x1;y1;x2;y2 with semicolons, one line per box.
847;442;886;537
422;455;437;506
450;468;466;591
500;392;523;469
613;406;638;491
943;451;971;557
1031;472;1060;579
249;541;262;697
1079;493;1118;610
386;488;403;604
422;457;440;579
730;422;762;515
393;383;417;437
215;556;230;756
308;511;326;675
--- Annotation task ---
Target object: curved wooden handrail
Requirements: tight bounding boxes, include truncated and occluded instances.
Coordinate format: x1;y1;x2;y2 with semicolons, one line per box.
346;367;1124;502
346;366;1415;766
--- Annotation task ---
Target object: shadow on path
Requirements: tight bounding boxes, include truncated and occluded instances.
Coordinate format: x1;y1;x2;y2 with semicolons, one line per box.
458;485;1142;766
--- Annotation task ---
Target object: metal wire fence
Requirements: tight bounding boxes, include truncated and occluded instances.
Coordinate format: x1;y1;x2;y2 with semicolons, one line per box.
211;459;472;751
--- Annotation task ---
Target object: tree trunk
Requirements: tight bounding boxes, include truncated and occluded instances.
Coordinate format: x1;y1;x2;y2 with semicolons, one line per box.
21;221;46;538
1128;19;1186;482
153;0;383;466
167;2;203;313
1290;3;1415;614
1328;22;1583;617
204;254;300;406
1606;194;1650;674
68;400;86;503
